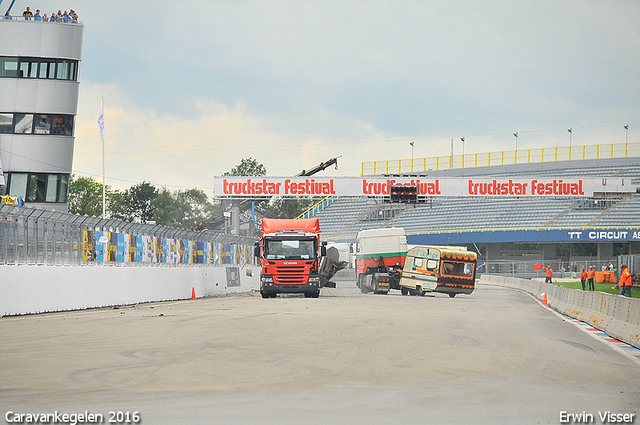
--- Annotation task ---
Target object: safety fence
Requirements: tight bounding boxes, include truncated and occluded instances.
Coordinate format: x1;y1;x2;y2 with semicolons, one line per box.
479;274;640;349
482;259;621;280
0;204;256;267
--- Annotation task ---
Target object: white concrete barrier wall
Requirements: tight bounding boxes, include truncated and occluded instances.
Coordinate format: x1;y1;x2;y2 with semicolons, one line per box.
0;265;260;316
479;274;640;349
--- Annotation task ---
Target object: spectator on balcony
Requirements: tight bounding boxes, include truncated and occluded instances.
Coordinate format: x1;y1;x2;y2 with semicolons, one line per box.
4;10;10;19
50;12;56;21
63;10;70;21
22;7;33;20
34;9;41;20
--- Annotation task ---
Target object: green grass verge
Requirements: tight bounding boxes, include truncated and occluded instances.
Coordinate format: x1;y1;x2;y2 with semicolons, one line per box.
552;281;640;298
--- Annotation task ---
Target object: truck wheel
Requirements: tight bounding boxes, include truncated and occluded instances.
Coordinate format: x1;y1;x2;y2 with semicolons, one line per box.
401;287;408;296
415;286;424;297
449;293;456;298
312;290;320;298
261;292;270;299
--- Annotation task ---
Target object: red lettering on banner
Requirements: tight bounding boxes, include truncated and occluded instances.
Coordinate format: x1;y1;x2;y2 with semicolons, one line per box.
467;179;528;195
530;180;584;196
285;179;336;195
220;177;588;197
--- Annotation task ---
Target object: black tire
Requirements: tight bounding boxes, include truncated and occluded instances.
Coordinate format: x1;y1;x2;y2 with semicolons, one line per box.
449;293;456;298
415;286;424;297
312;290;320;298
261;292;270;299
401;287;409;296
360;275;370;293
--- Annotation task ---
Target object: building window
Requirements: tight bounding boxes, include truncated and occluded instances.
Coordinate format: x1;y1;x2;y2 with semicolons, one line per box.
0;113;75;135
34;114;51;134
4;172;70;203
59;174;69;203
0;57;18;77
52;115;66;134
14;113;34;133
0;113;12;133
7;173;28;198
46;174;60;202
0;56;79;81
28;173;47;202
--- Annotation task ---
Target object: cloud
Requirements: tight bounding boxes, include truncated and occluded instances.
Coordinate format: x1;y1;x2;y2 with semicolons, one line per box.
60;0;640;194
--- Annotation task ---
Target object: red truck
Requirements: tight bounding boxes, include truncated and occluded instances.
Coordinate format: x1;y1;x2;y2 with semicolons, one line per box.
255;218;329;298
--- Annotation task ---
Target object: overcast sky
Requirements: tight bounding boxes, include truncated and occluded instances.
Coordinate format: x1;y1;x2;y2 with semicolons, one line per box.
13;1;640;192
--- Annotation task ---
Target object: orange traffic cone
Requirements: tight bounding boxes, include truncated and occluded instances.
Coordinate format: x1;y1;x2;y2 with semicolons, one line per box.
542;293;548;305
191;287;196;300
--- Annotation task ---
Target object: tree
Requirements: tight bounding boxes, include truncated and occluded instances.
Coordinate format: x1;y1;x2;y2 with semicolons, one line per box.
152;187;183;227
113;181;158;223
68;174;120;217
175;188;218;229
68;175;103;216
223;157;266;176
151;187;219;229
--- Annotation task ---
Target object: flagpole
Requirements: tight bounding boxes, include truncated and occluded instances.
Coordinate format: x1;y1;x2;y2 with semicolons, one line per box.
100;96;106;218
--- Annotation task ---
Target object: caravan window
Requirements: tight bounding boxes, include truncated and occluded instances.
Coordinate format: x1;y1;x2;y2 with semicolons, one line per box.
441;261;473;277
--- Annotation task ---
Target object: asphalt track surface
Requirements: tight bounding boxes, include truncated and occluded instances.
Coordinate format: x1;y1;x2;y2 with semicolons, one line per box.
1;270;639;425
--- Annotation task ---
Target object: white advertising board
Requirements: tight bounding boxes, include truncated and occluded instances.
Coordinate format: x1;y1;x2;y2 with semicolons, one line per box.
214;176;632;198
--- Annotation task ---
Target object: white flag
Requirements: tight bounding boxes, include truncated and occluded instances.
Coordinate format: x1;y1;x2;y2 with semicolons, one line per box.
98;98;105;141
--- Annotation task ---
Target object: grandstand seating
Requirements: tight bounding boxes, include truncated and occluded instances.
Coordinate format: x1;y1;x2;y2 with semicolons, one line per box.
315;157;640;241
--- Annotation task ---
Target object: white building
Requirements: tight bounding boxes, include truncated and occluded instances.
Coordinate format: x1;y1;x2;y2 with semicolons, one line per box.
0;15;83;212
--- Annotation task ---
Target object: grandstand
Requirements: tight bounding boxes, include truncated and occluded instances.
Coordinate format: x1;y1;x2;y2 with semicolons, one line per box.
310;155;640;263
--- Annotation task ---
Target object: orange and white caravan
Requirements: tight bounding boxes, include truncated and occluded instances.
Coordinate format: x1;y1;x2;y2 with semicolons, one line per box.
399;246;477;297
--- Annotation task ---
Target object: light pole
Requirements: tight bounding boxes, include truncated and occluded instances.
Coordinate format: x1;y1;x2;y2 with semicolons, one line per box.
567;128;573;159
409;141;414;172
460;137;465;167
513;132;518;162
624;125;629;144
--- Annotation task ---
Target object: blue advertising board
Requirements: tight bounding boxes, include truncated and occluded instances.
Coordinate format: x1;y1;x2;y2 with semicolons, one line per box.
407;228;640;245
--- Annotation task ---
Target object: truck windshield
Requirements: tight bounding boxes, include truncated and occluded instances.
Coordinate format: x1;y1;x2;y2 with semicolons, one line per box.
265;239;316;260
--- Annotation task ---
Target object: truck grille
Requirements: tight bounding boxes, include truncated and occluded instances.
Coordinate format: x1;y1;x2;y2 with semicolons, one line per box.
275;265;307;285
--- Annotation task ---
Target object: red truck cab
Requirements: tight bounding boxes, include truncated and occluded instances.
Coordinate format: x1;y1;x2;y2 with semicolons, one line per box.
256;218;325;298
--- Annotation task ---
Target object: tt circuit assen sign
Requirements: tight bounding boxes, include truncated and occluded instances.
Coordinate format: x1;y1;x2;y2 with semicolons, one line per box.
214;177;632;198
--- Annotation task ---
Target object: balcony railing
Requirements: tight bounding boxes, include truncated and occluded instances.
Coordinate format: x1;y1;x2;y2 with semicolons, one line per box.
361;142;640;175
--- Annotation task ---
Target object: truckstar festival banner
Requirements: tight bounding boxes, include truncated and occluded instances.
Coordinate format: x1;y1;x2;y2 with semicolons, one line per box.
214;177;632;198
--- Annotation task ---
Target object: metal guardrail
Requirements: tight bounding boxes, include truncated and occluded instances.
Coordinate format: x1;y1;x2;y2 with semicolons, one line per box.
362;142;640;175
297;196;338;219
0;204;255;266
2;15;81;24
